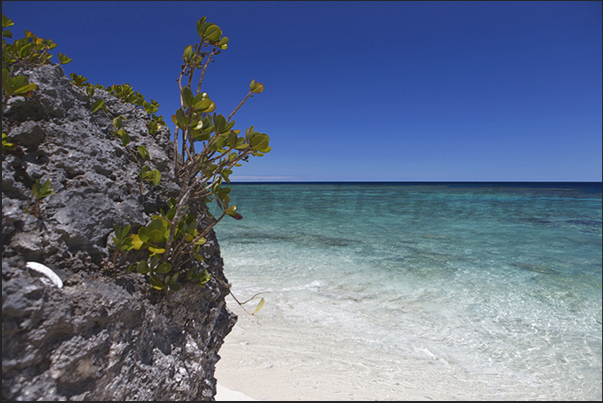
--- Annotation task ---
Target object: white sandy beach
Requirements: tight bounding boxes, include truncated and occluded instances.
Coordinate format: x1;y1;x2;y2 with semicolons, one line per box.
214;295;535;401
215;383;258;401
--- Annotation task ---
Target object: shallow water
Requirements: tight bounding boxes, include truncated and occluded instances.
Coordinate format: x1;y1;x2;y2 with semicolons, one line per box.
214;183;602;400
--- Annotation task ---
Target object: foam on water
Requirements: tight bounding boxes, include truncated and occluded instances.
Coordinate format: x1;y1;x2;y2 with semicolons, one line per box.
215;183;602;400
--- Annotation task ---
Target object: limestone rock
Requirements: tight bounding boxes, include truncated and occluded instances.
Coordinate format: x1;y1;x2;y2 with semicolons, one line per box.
2;64;236;400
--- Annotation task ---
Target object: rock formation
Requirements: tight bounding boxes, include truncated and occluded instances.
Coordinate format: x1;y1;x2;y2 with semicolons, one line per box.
2;64;237;400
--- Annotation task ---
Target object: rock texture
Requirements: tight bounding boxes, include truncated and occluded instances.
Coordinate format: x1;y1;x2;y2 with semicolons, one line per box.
2;64;237;400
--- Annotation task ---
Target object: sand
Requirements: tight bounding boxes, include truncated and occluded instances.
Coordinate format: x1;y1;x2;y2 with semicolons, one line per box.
215;383;258;401
214;296;518;401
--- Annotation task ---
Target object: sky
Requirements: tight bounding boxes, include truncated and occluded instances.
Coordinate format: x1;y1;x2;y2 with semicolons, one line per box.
3;1;602;182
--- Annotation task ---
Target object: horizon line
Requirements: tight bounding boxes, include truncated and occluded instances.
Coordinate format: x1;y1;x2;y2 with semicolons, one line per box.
227;180;602;184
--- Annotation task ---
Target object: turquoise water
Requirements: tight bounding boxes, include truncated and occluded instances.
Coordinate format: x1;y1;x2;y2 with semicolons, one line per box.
214;182;602;400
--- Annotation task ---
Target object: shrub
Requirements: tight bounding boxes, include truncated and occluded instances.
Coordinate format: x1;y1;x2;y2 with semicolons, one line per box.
2;14;71;112
2;14;271;302
117;16;272;292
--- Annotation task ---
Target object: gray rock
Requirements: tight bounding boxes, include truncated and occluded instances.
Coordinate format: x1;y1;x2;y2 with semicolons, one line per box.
2;64;236;400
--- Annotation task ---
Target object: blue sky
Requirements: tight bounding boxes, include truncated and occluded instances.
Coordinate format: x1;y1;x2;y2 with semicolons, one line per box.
3;1;602;181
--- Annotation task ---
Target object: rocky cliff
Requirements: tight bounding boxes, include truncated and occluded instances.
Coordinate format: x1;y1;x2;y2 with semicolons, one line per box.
2;64;237;400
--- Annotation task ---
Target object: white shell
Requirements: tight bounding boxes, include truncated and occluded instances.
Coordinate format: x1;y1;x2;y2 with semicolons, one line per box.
26;262;63;288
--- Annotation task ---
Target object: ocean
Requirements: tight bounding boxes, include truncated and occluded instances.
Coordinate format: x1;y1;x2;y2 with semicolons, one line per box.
213;182;602;400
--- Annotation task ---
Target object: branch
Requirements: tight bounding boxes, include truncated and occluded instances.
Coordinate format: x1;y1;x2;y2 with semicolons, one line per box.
196;44;217;95
171;211;226;261
190;149;252;192
227;91;252;122
173;126;180;177
177;70;185;104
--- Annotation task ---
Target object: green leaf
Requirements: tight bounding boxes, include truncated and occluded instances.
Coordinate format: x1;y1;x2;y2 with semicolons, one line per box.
228;131;237;148
19;42;34;58
167;197;177;209
32;179;55;200
58;52;72;65
151;216;169;234
204;24;222;42
186;267;195;280
2;14;14;28
251;133;270;152
3;133;17;151
137;145;150;160
121;131;130;147
131;233;144;249
137;227;150;243
224;205;238;217
112;116;123;129
218;36;229;50
12;83;38;97
38;179;50;194
204;101;216;113
221;168;233;183
148;246;165;254
167;273;180;290
2;69;14;96
70;72;84;85
175;109;187;129
196;269;211;286
120;224;132;237
192;127;211;141
193;97;213;112
113;224;132;250
40;179;50;194
141;166;161;186
245;126;256;143
151;169;161;186
165;208;177;222
31;180;41;199
155;262;172;274
213;114;226;134
136;260;149;274
189;119;201;133
147;219;166;243
183;44;194;61
251;82;264;94
181;86;193;108
3;70;38;97
209;136;225;151
149;274;164;290
149;255;160;270
196;17;207;39
91;99;106;113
